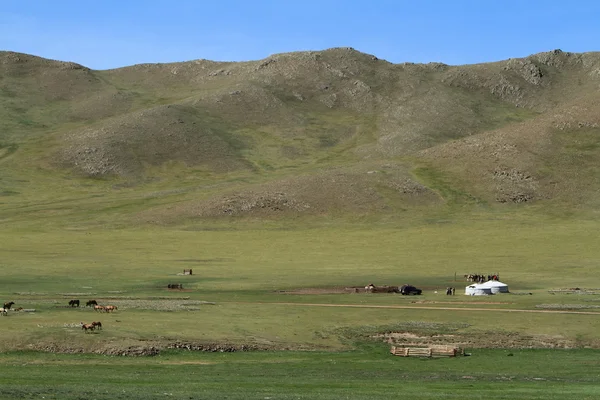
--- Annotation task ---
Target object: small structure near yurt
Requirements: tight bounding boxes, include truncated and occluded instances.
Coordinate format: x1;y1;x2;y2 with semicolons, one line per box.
390;345;463;358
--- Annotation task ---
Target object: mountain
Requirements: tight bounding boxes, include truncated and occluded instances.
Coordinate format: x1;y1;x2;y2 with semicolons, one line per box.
1;48;599;225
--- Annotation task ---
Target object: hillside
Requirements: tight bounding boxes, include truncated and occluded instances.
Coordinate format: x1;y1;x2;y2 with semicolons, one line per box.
1;48;599;226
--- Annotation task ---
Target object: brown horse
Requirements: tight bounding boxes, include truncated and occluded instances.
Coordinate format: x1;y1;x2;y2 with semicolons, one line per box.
81;322;95;332
93;305;105;312
104;305;117;313
91;321;102;330
86;300;98;307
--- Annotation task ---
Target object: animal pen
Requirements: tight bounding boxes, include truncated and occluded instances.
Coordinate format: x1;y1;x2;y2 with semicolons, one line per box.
390;345;463;358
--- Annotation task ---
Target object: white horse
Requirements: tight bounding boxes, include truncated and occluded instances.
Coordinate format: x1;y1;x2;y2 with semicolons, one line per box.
0;308;7;316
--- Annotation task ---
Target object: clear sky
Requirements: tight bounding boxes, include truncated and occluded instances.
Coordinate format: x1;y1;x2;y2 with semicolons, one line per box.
1;0;598;70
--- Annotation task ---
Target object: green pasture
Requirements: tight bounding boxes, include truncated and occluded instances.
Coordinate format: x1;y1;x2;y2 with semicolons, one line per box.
1;216;600;351
0;348;599;399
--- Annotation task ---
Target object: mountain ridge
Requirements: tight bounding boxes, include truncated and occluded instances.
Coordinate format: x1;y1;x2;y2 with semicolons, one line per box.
1;48;599;225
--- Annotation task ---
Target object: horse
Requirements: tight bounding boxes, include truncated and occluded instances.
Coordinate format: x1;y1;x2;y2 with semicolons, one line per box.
91;321;102;330
3;302;14;310
0;308;6;316
68;299;80;307
81;322;95;332
86;300;98;307
93;305;105;312
104;305;117;312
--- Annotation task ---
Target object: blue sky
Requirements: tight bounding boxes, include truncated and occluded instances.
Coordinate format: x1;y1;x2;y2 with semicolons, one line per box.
1;0;598;70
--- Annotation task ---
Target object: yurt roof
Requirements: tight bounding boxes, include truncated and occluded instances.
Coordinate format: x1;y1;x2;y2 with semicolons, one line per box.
479;280;508;288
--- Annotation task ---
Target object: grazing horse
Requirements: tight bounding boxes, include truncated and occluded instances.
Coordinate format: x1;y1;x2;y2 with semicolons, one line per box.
104;305;117;313
91;321;102;330
68;299;80;307
81;322;95;332
3;302;14;310
86;300;98;307
93;305;105;312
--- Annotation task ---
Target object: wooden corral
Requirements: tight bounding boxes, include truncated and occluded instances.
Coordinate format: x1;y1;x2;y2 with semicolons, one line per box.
390;345;463;358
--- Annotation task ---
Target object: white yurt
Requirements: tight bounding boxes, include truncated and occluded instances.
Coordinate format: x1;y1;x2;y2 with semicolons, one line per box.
479;280;509;294
464;284;493;296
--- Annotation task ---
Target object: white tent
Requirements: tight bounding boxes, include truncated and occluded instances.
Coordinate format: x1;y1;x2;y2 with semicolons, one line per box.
465;284;493;296
479;280;509;294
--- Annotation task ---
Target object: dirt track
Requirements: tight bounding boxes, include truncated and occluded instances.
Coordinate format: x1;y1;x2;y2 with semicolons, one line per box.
229;301;600;315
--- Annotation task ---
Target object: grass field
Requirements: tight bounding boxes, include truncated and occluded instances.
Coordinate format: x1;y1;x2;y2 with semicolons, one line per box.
0;348;599;399
2;215;600;353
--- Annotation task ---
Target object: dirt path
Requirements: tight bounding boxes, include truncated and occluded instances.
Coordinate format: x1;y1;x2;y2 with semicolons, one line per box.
227;301;600;315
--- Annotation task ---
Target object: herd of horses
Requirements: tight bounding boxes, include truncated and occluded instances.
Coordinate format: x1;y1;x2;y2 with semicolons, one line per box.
81;321;102;332
68;299;117;313
3;300;114;333
69;299;97;307
66;299;117;332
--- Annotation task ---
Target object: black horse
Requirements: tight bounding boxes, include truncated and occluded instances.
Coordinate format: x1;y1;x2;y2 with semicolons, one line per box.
86;300;98;307
68;299;80;307
3;302;14;310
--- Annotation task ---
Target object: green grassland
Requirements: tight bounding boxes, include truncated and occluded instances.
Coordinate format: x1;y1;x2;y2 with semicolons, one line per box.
1;217;600;352
0;349;599;399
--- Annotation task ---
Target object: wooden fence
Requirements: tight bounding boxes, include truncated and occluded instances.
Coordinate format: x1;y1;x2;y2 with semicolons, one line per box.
390;345;463;358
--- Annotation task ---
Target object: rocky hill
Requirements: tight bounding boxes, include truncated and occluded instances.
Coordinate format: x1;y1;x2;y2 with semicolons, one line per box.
1;48;599;224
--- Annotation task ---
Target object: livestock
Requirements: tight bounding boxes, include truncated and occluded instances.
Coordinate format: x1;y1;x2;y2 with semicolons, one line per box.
168;284;183;289
3;302;14;310
93;305;105;312
86;300;98;307
91;321;102;330
0;308;6;316
103;305;118;312
68;299;80;307
81;322;95;332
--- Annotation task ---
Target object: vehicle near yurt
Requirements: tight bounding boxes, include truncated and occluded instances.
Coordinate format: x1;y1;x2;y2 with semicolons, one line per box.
400;284;422;295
